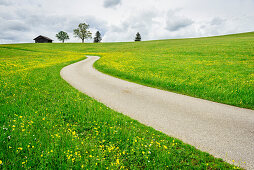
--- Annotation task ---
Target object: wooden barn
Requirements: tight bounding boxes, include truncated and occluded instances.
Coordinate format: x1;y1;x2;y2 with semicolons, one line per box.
33;35;53;43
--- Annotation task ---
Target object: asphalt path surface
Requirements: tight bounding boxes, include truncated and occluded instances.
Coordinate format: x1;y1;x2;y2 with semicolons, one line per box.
61;56;254;169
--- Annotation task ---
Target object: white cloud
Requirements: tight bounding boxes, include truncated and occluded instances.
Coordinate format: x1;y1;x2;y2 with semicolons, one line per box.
0;0;254;44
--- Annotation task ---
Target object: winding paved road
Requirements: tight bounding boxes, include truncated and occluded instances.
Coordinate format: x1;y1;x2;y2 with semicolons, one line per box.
61;56;254;169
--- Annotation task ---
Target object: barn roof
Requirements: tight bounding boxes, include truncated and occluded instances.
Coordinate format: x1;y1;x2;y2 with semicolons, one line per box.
33;35;53;41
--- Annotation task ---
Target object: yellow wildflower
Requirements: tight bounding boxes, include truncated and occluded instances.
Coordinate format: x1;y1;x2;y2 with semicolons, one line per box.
0;160;2;164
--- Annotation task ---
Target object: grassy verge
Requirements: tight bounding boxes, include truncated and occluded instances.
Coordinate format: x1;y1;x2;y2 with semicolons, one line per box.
0;45;238;168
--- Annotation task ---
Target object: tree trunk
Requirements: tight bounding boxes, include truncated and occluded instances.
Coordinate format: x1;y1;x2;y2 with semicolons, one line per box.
62;40;64;43
82;39;84;43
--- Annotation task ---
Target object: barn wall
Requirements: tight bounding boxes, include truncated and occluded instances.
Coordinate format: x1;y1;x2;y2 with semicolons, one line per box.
35;38;52;43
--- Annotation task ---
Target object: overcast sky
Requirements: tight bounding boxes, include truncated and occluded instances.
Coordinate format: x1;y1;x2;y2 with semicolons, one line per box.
0;0;254;43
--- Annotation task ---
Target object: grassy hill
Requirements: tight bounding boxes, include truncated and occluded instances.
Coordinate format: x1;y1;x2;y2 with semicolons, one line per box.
94;32;254;109
1;32;252;169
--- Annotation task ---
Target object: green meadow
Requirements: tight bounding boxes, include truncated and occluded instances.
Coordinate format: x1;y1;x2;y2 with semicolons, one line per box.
1;32;253;169
94;32;254;109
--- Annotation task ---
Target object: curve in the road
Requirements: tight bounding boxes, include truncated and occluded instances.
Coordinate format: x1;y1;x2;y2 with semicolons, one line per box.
60;56;254;169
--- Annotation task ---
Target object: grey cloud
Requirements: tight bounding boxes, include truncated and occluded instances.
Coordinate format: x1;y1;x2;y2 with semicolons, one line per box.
110;25;125;32
104;10;159;42
0;34;17;41
210;17;225;25
103;0;121;8
0;6;109;43
166;18;193;31
1;0;254;44
0;0;12;6
82;16;108;36
0;18;30;43
166;11;193;32
108;9;194;42
193;17;228;37
0;0;42;7
6;20;30;31
0;29;32;43
62;16;108;41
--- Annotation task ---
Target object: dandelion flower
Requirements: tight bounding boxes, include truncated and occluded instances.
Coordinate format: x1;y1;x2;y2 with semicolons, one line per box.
0;160;2;164
116;159;120;165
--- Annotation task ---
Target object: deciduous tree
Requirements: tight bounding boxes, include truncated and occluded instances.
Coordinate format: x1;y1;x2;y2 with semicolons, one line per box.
73;23;92;43
56;31;69;43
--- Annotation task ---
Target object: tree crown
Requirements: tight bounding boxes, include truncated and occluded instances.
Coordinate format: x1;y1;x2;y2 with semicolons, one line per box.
56;31;69;43
73;23;92;43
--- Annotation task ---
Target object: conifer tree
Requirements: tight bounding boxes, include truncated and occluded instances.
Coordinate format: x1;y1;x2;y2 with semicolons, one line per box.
94;31;102;43
135;32;141;41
